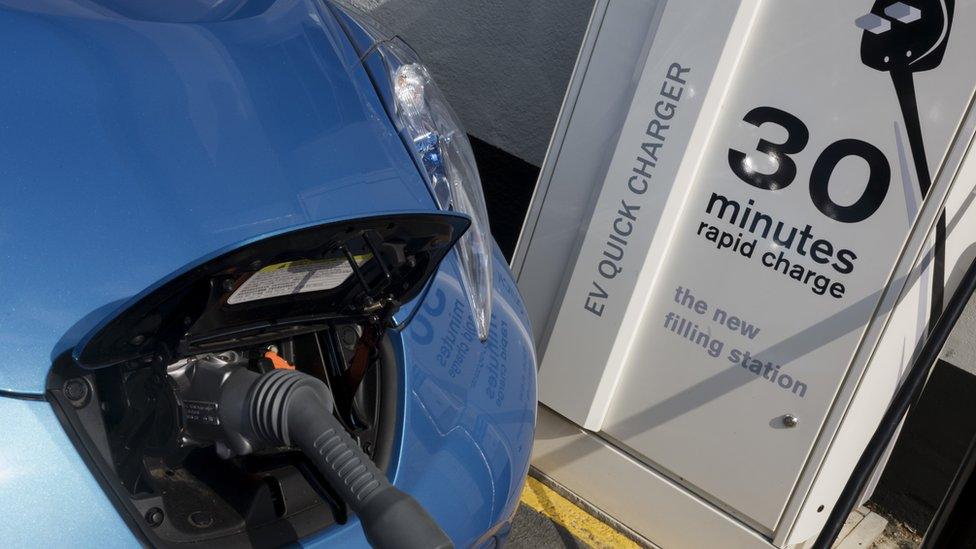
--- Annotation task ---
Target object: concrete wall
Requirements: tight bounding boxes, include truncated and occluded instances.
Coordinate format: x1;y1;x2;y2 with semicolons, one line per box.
345;0;595;167
942;295;976;374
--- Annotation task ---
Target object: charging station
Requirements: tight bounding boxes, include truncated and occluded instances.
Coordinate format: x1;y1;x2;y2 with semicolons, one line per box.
514;0;976;546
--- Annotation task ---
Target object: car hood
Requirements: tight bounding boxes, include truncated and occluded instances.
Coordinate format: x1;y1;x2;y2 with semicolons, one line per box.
0;0;434;393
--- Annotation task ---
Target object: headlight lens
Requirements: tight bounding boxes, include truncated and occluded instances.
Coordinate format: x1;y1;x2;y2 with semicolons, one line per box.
378;41;492;341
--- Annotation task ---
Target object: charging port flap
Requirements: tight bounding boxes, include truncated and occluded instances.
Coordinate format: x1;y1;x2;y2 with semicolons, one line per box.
74;212;469;369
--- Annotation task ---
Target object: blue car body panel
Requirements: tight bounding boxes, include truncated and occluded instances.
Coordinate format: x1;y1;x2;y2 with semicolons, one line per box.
0;0;536;547
0;0;431;394
0;397;137;546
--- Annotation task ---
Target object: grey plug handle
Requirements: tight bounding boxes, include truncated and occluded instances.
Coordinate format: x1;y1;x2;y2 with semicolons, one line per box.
242;369;453;549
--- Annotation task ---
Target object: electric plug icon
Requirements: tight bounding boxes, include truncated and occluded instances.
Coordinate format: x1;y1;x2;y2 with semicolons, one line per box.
858;1;953;72
856;0;954;328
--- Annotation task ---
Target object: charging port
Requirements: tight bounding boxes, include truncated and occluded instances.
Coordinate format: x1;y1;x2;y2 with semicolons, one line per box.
48;324;397;547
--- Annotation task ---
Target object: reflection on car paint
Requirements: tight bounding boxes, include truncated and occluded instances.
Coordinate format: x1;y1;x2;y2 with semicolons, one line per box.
398;253;536;547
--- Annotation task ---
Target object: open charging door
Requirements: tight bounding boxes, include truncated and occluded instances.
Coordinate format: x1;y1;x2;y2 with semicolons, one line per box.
515;0;976;546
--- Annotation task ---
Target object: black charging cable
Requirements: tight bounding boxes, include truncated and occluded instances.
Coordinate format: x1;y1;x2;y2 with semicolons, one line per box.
813;255;976;548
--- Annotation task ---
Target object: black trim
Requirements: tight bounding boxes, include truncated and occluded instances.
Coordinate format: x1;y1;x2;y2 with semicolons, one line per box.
75;213;468;369
0;389;47;401
46;371;155;547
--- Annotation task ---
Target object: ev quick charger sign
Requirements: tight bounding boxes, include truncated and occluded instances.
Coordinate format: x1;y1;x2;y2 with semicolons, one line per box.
539;0;976;531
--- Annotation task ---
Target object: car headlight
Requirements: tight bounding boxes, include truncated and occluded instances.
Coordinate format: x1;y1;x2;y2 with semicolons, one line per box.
374;39;493;341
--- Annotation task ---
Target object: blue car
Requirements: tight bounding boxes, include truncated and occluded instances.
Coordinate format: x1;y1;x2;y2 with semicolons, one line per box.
0;1;536;547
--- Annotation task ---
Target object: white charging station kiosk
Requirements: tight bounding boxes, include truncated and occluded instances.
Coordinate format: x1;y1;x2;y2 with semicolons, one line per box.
514;1;976;546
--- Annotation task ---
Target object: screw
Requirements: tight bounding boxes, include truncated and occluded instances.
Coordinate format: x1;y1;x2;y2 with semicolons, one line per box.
145;507;164;528
63;378;90;408
339;326;359;349
782;414;799;428
130;334;145;346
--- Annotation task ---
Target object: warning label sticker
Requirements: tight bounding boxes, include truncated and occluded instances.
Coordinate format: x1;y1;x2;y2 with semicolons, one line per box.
228;255;371;305
183;400;220;425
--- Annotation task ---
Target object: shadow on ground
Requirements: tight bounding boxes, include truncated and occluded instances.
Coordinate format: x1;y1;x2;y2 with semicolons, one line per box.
509;504;589;549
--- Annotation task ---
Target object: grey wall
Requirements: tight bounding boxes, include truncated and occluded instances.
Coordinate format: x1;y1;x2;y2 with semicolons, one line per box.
346;0;595;167
942;295;976;374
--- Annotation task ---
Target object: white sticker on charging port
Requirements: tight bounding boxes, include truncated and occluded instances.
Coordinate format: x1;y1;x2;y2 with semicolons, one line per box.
227;255;371;305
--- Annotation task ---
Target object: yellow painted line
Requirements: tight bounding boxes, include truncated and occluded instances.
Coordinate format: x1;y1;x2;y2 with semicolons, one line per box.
520;476;640;549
